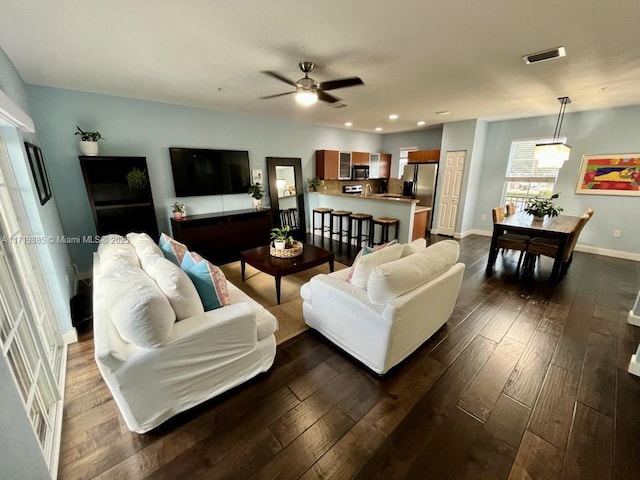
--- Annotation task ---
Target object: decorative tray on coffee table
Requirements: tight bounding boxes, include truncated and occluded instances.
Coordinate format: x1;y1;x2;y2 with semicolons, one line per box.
270;241;304;258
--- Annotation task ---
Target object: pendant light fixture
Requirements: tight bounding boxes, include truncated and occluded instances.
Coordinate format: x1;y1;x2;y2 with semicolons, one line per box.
534;96;571;168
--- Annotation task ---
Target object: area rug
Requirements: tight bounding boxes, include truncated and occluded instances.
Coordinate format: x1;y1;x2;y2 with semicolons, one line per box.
221;261;347;344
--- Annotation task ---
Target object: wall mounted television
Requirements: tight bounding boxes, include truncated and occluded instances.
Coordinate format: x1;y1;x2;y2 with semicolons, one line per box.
169;147;251;197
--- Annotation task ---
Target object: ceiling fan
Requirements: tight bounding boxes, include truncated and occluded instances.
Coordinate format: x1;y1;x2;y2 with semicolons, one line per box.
261;61;364;105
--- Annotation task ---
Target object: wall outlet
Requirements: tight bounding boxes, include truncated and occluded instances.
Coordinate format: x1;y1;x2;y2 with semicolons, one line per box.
613;229;622;238
481;214;486;221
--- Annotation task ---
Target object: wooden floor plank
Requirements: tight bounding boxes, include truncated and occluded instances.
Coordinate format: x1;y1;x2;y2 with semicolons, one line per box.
614;369;640;480
509;431;564;480
505;298;547;344
479;295;528;343
529;364;579;450
562;402;613;480
576;332;617;416
461;394;531;479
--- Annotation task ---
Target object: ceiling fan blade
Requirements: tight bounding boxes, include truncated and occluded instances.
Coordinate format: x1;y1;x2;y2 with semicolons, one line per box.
260;91;295;100
262;70;297;87
319;77;364;91
318;90;340;104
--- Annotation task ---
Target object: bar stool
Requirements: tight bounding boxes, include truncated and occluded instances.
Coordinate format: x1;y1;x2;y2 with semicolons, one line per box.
330;210;352;251
372;217;399;245
312;207;333;244
348;213;373;251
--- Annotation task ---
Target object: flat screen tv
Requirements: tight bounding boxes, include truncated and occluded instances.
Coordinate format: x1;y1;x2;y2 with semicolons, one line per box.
169;147;251;197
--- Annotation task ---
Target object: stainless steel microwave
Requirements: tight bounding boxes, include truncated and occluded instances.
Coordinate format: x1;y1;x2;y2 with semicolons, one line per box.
352;165;369;180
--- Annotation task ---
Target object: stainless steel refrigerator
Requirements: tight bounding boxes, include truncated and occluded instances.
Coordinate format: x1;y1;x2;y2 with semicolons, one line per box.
402;162;438;218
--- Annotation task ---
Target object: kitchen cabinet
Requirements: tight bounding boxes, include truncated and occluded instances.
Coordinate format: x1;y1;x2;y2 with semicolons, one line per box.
351;151;369;166
412;207;430;240
379;153;391;178
408;149;440;164
315;150;339;180
338;152;351;179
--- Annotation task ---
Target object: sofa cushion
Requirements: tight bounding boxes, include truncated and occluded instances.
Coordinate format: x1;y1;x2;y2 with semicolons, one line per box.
182;256;230;311
98;234;139;266
102;263;176;348
367;240;460;304
349;243;404;290
158;233;188;266
141;254;204;320
345;240;398;283
401;238;427;257
127;232;163;258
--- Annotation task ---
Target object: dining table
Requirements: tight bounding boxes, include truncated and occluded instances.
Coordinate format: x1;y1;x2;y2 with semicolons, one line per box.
486;212;582;283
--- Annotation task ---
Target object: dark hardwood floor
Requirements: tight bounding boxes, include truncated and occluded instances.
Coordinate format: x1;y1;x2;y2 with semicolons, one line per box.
58;234;640;479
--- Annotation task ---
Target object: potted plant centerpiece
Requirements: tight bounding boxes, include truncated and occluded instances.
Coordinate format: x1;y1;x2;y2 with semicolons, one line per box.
126;167;147;191
270;225;294;250
75;126;104;156
524;193;563;221
248;182;264;209
172;201;185;220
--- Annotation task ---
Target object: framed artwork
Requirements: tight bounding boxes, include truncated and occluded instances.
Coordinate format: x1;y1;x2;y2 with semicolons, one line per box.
24;142;53;205
575;153;640;196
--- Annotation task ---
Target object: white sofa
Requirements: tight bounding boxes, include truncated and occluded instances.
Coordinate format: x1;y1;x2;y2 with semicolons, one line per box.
300;240;465;374
93;233;277;433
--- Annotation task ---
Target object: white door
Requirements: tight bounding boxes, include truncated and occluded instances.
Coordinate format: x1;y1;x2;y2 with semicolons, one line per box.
436;150;466;236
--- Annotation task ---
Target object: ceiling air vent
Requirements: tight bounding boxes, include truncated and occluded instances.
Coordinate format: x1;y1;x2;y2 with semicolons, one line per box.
522;46;566;64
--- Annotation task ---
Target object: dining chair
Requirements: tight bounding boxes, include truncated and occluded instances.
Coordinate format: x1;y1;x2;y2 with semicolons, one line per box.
506;202;517;216
492;206;529;273
523;212;592;278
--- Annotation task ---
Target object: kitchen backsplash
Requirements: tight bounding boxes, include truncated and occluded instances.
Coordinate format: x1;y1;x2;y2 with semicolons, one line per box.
319;179;388;194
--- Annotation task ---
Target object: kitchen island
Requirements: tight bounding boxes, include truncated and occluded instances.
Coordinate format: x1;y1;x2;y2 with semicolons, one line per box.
306;192;421;244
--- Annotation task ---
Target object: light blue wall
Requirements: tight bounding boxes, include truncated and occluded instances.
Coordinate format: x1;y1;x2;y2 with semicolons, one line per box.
381;127;443;177
26;86;382;271
474;105;640;254
0;47;73;333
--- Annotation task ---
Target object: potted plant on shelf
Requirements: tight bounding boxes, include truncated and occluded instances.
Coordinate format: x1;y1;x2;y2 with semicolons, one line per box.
524;193;563;221
75;126;104;156
307;176;321;192
248;182;264;209
126;167;147;191
270;225;294;250
172;201;185;220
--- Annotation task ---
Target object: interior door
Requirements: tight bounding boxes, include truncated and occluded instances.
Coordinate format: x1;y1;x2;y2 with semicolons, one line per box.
436;150;466;236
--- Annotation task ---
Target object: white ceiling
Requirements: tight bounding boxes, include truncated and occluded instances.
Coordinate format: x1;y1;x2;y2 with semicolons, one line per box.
1;0;639;134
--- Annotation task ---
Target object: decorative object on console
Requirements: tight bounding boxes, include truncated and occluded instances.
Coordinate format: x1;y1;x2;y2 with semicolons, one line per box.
269;225;303;257
524;192;563;219
75;125;104;156
248;182;264;209
172;201;185;220
534;96;571;168
126;167;148;191
307;176;321;192
24;142;52;205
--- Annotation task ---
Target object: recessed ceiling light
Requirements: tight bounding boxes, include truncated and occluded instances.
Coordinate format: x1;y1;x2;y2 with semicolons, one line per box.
417;120;426;126
375;127;383;132
344;122;353;127
435;110;451;116
388;114;399;120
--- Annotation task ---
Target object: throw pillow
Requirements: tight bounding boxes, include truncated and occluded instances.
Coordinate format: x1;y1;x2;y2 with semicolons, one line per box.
180;250;205;271
158;233;188;266
401;238;427;257
349;243;404;289
127;232;163;258
345;239;398;283
182;256;230;311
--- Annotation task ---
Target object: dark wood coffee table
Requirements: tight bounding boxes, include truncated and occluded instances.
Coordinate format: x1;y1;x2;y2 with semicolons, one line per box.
240;243;334;304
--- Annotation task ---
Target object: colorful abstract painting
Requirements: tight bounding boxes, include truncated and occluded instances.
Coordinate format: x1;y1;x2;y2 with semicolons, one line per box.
575;153;640;196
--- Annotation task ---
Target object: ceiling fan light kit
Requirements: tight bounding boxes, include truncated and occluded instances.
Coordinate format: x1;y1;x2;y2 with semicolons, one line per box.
262;61;364;106
534;96;572;169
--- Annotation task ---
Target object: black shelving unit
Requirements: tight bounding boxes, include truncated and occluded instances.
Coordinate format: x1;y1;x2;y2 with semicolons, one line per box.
79;156;159;239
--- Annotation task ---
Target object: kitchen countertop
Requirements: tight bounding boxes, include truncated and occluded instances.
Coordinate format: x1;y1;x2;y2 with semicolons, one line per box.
414;206;431;213
310;191;418;204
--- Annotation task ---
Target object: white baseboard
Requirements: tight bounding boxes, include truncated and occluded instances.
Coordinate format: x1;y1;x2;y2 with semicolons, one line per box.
629;310;640;327
573;244;640;262
455;229;491;239
629;355;640;377
62;328;78;345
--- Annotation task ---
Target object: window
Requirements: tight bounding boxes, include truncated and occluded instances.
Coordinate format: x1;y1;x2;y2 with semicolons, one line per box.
398;147;417;178
502;137;563;211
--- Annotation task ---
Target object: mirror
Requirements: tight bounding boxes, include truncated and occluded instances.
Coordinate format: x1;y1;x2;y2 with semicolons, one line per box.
266;157;306;241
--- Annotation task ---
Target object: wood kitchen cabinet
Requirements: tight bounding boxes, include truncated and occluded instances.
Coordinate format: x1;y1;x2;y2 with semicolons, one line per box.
412;208;430;240
379;153;391;178
315;150;339;179
408;149;440;163
351;151;370;166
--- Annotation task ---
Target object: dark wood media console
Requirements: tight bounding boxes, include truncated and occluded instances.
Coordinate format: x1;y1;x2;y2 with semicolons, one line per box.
170;208;272;265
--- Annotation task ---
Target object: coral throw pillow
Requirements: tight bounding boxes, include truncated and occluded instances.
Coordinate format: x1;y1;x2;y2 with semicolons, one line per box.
181;252;230;311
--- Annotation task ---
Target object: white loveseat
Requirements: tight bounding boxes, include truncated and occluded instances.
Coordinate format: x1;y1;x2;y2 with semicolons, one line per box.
300;240;464;374
93;233;277;433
